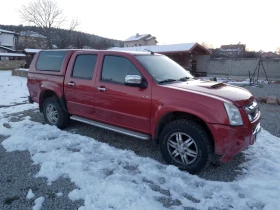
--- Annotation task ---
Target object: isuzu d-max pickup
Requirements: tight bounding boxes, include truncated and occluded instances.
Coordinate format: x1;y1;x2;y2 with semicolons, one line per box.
27;49;261;173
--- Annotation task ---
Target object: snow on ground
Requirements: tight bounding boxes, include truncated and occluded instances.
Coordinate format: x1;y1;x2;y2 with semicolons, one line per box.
1;114;280;210
1;71;280;209
32;197;45;210
26;189;35;199
56;192;63;197
0;103;38;115
0;70;30;106
199;76;271;86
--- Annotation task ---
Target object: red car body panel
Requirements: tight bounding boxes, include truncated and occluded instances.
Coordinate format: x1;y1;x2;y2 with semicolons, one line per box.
93;52;153;133
27;49;261;162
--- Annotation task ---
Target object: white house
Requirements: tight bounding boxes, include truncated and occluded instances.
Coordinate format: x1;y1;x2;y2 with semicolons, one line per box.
123;33;158;47
0;29;18;53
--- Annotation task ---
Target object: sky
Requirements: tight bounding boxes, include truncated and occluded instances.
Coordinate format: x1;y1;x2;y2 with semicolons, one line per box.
1;0;280;52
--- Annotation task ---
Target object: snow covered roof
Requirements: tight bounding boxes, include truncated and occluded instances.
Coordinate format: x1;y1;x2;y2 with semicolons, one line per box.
110;43;205;53
124;34;150;42
0;53;26;57
20;31;47;39
145;36;156;41
0;29;17;35
24;49;42;53
0;45;15;52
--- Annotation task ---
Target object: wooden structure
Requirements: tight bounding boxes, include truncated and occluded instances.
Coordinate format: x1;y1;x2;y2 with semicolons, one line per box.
110;43;211;76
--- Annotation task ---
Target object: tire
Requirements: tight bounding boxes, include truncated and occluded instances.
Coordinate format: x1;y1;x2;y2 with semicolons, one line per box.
159;119;212;174
43;97;69;129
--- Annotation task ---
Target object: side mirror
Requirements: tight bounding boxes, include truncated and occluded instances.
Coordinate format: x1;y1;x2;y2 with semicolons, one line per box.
125;75;147;88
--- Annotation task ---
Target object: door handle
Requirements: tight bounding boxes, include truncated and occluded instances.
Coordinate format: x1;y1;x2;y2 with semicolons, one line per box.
67;82;75;87
97;87;106;92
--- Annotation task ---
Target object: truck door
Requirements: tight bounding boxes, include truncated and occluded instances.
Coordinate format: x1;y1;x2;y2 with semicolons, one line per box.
64;52;99;118
94;53;152;133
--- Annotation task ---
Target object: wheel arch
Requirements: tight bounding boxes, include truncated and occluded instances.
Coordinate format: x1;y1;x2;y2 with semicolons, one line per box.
154;111;214;149
39;90;68;113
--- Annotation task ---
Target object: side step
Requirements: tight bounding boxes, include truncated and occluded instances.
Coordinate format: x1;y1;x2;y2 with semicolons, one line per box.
70;115;151;140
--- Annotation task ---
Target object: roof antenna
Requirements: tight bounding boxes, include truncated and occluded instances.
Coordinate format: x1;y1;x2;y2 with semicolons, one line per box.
145;49;154;55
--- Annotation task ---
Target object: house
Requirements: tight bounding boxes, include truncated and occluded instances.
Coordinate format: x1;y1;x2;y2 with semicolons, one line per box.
123;33;157;47
17;31;48;50
110;42;211;76
0;29;18;53
219;43;246;57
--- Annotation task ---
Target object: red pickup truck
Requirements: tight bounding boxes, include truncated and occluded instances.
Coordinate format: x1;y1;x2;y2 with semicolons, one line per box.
27;49;261;173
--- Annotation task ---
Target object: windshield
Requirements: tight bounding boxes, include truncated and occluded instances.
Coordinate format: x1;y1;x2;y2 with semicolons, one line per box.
135;55;194;83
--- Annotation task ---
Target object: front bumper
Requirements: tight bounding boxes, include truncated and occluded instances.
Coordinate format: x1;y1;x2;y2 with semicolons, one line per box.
207;120;261;162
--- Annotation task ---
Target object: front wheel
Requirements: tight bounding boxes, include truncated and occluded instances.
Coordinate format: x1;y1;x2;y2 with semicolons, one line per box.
43;97;69;129
159;119;212;174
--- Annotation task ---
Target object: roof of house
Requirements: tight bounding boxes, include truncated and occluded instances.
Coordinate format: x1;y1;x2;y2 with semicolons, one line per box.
20;31;47;39
0;45;15;52
0;29;17;35
24;48;42;53
110;42;211;54
124;34;150;42
0;53;26;57
145;36;156;41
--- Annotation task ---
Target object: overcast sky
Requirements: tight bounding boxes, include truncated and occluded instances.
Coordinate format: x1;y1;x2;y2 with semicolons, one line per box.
1;0;280;51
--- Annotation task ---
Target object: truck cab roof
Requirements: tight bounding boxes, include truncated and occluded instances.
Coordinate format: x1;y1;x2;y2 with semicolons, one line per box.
39;49;159;56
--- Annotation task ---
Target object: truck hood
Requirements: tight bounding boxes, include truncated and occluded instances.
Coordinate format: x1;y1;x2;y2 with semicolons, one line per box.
167;79;253;107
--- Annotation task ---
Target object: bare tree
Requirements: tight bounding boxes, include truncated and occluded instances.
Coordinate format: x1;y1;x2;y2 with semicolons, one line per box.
19;0;78;49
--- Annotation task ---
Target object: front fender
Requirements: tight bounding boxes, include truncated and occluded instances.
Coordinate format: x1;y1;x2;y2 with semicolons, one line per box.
151;99;227;139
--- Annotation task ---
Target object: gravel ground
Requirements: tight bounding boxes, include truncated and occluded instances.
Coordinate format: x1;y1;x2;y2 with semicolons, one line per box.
0;83;279;209
245;83;280;137
0;135;83;210
245;83;280;99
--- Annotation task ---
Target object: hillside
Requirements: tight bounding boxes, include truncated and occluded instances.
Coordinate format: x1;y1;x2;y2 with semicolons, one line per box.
0;24;123;50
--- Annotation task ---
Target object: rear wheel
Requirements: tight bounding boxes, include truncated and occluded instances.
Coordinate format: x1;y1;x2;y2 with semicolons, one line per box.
43;97;69;129
159;119;212;174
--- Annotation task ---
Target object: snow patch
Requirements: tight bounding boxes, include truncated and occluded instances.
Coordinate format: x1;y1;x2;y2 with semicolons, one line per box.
56;192;63;197
26;189;35;199
0;71;31;106
32;197;45;210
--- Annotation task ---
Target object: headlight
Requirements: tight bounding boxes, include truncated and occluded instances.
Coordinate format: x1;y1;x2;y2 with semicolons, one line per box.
224;103;243;126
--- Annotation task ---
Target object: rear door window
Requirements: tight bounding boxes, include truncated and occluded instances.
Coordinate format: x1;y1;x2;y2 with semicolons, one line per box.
37;51;67;71
72;54;98;80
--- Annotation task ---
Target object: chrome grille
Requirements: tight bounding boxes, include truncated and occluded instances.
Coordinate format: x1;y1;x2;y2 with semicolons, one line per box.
244;100;259;122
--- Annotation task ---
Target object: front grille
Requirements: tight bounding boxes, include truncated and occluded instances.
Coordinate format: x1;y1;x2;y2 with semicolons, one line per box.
243;100;259;122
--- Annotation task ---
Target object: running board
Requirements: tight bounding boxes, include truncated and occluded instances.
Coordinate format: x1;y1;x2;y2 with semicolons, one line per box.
70;116;151;140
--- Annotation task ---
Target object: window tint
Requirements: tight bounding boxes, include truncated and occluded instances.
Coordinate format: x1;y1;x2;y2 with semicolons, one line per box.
37;51;67;71
101;56;140;84
72;54;97;80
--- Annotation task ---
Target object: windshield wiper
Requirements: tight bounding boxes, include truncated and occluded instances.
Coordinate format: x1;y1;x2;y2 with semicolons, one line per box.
178;77;190;81
158;79;177;84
